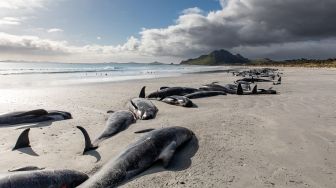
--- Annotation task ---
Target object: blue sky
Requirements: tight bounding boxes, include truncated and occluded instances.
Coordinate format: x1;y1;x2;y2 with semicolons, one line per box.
0;0;335;63
35;0;221;45
6;0;220;45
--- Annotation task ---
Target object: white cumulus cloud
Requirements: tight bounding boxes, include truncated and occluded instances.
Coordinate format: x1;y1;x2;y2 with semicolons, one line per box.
182;7;204;15
0;17;22;26
0;0;46;10
47;28;64;33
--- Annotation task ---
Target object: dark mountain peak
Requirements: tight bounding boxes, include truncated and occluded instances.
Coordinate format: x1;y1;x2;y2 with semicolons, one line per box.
180;49;250;65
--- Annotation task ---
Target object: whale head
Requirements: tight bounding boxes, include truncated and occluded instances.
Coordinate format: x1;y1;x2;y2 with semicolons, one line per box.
47;111;72;120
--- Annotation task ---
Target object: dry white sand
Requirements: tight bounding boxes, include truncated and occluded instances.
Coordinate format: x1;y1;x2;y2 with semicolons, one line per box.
0;67;335;187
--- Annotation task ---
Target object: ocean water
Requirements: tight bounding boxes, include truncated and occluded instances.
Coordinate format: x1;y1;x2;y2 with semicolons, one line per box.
0;62;229;88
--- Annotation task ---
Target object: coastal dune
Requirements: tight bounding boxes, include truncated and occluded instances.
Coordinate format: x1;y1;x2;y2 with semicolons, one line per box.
0;67;335;187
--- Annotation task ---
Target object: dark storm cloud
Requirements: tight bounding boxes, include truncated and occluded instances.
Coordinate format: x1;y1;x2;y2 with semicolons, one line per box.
137;0;336;59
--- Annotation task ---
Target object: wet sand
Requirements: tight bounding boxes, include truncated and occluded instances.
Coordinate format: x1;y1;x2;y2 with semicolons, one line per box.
0;67;335;187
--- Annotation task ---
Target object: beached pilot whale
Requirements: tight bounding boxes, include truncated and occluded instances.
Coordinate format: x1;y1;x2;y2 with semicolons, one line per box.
161;95;194;107
77;126;194;188
146;86;198;99
237;84;276;95
184;91;226;99
0;169;88;188
0;109;72;126
235;77;272;83
199;82;250;94
129;86;158;120
77;110;136;153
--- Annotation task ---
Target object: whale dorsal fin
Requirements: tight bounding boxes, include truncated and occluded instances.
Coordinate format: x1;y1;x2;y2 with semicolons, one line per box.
252;85;258;94
134;128;155;134
237;83;244;95
76;126;98;154
13;128;31;150
158;141;177;168
139;86;146;98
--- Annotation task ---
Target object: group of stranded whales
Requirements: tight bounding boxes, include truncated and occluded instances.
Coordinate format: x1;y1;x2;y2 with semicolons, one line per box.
0;68;282;187
142;69;280;107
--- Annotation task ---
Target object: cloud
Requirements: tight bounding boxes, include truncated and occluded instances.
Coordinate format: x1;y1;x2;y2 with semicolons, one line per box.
219;0;228;8
182;7;204;15
96;36;101;40
0;17;22;26
47;28;64;33
1;0;336;62
233;39;336;60
0;32;148;63
0;32;70;55
132;0;336;59
0;0;46;10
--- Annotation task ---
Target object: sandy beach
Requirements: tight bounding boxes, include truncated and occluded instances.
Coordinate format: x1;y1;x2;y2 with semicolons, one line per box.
0;67;335;187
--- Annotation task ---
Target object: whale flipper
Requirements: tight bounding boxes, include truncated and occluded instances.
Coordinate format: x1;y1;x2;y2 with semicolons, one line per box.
13;128;31;150
237;83;244;95
130;100;138;110
76;126;98;154
252;85;258;94
8;166;45;172
134;129;155;134
159;86;170;90
158;141;177;168
139;86;146;98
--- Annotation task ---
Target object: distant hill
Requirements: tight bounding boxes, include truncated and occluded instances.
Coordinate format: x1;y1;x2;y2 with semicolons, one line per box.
180;49;250;65
148;61;165;65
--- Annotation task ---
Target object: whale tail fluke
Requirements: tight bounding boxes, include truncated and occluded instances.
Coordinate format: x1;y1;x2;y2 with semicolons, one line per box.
13;128;31;150
139;86;146;98
237;83;244;95
134;128;155;134
76;126;98;154
273;77;281;85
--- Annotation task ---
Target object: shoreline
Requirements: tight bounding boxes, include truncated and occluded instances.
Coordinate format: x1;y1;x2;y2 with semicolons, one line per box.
0;67;335;187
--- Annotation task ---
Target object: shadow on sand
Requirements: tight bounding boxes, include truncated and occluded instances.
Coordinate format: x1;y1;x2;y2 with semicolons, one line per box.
15;121;53;130
85;150;102;163
16;147;39;156
121;136;199;185
190;103;198;108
